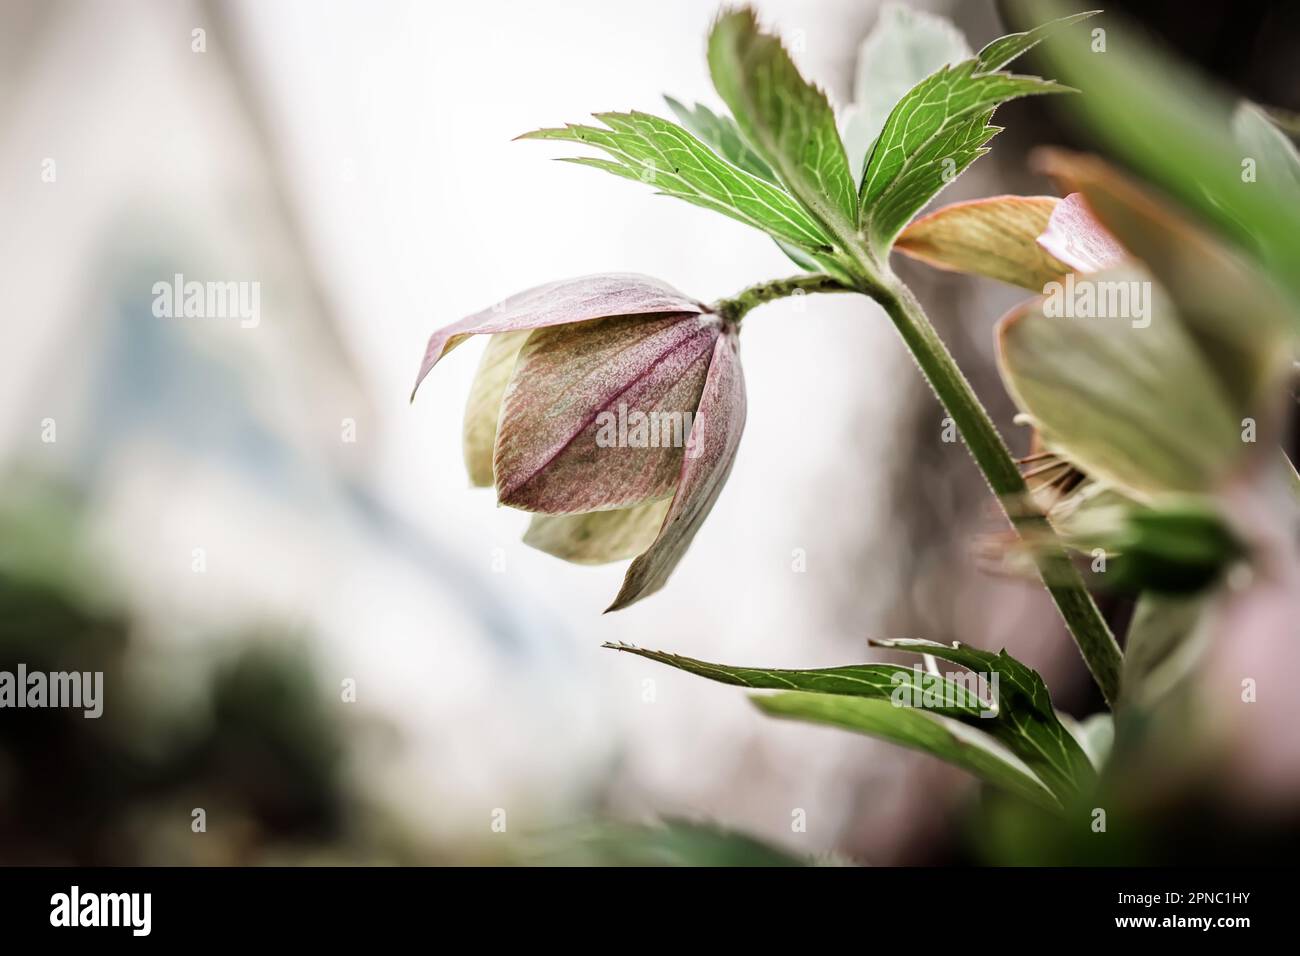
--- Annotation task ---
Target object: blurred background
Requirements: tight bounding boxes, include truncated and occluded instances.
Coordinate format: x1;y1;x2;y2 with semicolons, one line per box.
1;0;1296;865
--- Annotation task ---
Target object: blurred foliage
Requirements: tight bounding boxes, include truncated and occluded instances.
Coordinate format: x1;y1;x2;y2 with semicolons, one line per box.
522;819;807;867
0;474;409;864
0;474;791;866
967;718;1300;867
0;565;352;862
952;2;1300;865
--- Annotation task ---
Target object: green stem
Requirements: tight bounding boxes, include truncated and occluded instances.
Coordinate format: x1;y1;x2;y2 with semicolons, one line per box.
713;273;854;324
868;277;1123;706
715;269;1125;705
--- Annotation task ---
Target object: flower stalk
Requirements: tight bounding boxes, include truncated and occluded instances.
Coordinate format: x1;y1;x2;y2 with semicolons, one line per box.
872;276;1123;706
719;269;1125;706
713;273;854;324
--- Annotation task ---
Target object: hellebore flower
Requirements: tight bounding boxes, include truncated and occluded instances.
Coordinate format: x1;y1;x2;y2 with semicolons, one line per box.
412;273;746;610
989;154;1300;598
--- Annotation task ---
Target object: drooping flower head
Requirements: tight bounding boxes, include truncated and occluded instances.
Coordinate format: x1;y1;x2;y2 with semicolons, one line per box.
412;274;746;610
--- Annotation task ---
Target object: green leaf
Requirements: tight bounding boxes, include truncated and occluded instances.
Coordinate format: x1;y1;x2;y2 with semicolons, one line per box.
520;112;834;253
997;263;1244;499
1096;501;1242;595
1232;100;1300;206
708;8;859;241
973;9;1099;73
842;2;972;181
662;95;775;181
1257;104;1300;139
606;640;1088;806
603;643;991;720
855;11;1093;252
858;63;1072;251
754;693;1058;810
529;818;807;867
1122;592;1211;707
664;94;856;284
869;638;1096;801
1070;712;1114;771
1044;480;1242;595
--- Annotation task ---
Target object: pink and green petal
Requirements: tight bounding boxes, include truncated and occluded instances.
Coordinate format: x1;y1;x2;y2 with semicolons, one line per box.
997;264;1242;499
1035;192;1126;274
523;498;673;565
1036;150;1294;422
411;273;705;399
895;195;1068;290
494;312;719;514
608;330;747;611
462;331;530;487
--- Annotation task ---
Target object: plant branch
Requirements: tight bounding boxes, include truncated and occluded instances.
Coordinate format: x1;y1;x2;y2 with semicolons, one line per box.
867;276;1124;706
713;273;854;323
714;265;1125;705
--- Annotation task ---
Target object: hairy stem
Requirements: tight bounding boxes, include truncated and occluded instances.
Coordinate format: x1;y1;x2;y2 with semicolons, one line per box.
868;277;1123;706
713;273;854;323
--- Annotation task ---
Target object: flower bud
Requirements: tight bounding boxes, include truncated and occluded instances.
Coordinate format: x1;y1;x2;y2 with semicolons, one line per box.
413;273;746;609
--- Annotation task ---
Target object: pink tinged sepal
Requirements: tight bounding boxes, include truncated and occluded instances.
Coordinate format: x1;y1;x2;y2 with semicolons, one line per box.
1036;192;1127;274
523;498;673;565
493;311;720;514
607;329;747;611
410;273;706;400
463;330;530;487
